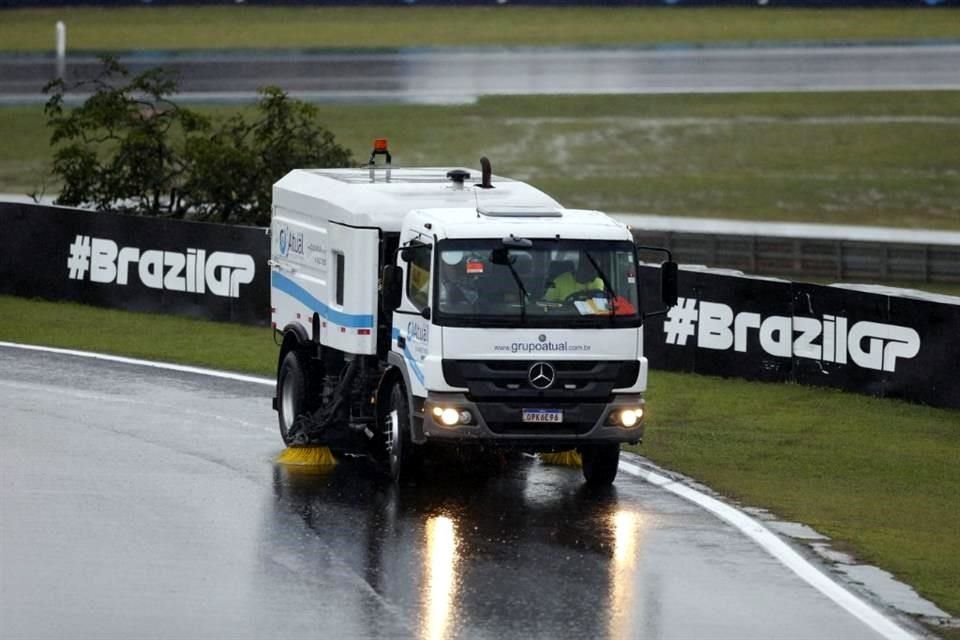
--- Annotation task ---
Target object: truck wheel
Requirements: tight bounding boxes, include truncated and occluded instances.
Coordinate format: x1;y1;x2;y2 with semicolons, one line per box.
277;350;315;446
382;381;421;483
580;443;620;486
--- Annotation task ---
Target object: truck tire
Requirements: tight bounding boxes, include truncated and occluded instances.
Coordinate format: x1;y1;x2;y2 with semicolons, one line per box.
277;350;316;446
382;381;422;483
580;443;620;486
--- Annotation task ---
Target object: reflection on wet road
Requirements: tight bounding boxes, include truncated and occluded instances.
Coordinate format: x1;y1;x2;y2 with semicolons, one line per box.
1;45;958;104
270;461;651;639
0;346;894;639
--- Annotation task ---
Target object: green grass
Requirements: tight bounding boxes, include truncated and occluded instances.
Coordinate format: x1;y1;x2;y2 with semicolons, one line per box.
1;293;958;632
4;91;960;229
1;6;958;52
0;295;277;375
0;107;54;199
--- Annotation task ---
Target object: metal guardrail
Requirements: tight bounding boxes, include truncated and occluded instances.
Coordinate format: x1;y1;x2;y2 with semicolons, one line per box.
631;231;960;284
618;212;960;285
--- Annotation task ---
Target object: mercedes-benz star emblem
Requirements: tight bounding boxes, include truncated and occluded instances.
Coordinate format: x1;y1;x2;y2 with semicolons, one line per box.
528;362;556;390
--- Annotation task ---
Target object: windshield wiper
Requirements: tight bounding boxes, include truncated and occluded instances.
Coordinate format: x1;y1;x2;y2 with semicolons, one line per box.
492;246;528;323
505;257;528;323
583;250;618;322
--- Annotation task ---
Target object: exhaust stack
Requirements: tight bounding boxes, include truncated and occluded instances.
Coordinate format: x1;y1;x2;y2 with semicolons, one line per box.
479;157;494;189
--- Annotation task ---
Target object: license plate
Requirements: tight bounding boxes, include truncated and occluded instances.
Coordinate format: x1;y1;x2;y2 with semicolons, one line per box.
522;409;563;423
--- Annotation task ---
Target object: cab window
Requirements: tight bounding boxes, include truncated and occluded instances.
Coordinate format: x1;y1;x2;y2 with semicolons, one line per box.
404;241;432;311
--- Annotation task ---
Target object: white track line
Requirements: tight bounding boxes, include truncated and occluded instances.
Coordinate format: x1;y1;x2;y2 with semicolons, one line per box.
619;458;915;640
0;340;917;639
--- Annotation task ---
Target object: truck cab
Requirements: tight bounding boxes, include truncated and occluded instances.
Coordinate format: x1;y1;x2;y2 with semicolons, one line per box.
270;156;676;486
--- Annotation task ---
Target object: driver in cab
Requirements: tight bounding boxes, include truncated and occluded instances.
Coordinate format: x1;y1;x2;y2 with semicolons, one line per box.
543;255;603;303
439;251;479;306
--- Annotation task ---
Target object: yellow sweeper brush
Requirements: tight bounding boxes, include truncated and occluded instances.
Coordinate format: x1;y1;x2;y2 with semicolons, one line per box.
275;446;337;467
539;450;582;467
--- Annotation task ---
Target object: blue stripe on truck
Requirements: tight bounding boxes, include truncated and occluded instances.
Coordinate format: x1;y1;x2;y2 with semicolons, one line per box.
272;271;374;330
390;327;426;386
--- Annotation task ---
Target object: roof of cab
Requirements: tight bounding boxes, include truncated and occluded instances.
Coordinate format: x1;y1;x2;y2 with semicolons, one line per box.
410;207;632;242
273;167;563;232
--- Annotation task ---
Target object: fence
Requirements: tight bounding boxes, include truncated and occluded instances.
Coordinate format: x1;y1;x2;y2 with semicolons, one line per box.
630;228;960;286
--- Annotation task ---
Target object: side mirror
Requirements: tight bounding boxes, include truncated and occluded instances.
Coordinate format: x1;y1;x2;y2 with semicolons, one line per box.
382;265;403;312
399;247;414;263
661;260;678;307
636;245;678;319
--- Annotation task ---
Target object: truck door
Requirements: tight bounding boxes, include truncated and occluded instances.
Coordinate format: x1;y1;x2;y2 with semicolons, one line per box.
392;237;432;398
318;223;380;356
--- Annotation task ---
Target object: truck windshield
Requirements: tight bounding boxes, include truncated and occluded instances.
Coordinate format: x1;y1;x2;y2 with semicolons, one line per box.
434;239;641;328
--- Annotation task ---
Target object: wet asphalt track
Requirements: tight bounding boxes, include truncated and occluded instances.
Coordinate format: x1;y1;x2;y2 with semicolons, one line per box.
1;44;959;104
0;345;910;639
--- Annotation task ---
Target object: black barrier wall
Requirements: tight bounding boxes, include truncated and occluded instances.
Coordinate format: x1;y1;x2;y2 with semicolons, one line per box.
639;266;960;409
3;202;958;409
0;203;269;325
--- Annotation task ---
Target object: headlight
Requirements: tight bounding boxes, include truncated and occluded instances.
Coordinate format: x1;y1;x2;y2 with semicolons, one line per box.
429;404;475;426
619;408;642;427
608;407;644;427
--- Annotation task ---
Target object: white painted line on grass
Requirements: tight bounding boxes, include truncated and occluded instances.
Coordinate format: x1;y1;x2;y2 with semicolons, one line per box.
618;458;916;640
0;341;274;387
0;340;919;639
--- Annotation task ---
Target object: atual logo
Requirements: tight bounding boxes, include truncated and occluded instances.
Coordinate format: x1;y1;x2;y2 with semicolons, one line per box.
662;297;921;373
528;362;556;390
406;321;429;343
277;225;303;258
66;235;255;299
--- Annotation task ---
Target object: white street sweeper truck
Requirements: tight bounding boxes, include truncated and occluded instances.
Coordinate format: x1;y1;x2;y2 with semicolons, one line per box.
270;142;677;485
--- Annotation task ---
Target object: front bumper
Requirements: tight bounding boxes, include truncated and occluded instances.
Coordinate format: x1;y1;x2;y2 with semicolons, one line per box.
419;392;645;446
